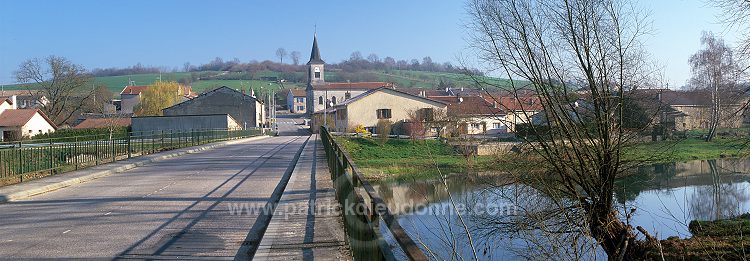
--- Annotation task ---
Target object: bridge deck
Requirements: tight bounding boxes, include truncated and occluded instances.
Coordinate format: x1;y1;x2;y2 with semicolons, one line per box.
254;134;351;260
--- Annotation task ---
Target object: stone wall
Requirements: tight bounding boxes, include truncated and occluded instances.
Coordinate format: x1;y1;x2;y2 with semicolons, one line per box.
131;114;240;133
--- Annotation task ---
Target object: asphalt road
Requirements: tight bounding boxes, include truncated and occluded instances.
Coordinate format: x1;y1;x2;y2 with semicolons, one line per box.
0;114;311;260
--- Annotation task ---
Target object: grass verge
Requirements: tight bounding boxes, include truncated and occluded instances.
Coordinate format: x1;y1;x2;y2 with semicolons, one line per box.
335;137;495;181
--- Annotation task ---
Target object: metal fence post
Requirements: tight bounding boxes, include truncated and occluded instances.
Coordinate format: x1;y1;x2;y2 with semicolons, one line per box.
127;132;131;159
49;139;53;174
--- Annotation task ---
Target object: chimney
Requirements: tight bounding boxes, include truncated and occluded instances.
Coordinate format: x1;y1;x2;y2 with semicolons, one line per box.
461;87;464;92
10;95;17;109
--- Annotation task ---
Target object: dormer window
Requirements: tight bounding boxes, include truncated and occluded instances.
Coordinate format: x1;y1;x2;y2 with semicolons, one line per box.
314;67;321;78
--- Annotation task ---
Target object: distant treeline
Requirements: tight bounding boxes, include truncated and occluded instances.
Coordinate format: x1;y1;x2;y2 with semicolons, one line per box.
92;63;165;77
90;52;483;79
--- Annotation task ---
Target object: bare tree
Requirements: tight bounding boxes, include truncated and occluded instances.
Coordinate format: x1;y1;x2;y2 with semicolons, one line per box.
689;31;739;141
467;0;660;259
15;56;94;126
350;51;363;61
275;48;287;64
710;0;750;65
290;51;301;65
367;53;381;63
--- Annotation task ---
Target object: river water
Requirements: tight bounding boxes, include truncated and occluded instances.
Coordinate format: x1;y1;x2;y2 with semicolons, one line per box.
375;158;750;260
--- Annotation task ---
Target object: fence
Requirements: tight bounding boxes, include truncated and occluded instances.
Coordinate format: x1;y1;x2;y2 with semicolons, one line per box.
0;128;263;184
319;127;427;261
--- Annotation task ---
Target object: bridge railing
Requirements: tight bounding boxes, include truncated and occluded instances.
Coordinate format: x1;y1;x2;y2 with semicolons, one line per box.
319;126;428;261
0;128;262;185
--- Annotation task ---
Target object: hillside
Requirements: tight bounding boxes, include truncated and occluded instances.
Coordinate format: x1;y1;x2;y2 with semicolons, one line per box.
1;69;523;98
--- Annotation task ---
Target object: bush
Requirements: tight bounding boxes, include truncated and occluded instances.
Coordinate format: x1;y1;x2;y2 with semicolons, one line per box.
375;120;393;145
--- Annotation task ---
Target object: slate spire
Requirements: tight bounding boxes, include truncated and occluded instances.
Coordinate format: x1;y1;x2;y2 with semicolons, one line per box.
307;33;324;65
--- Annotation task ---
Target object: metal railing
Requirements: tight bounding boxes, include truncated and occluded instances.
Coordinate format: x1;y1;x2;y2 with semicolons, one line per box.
319;126;428;261
0;128;263;184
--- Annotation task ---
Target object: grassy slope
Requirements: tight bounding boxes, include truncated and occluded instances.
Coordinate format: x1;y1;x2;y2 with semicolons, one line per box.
2;69;519;99
336;137;494;181
336;135;750;181
624;137;749;163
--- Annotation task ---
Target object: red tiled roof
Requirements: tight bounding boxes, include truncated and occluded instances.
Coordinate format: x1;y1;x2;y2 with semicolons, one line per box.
0;109;56;128
313;82;394;90
398;88;451;97
429;96;505;117
73;118;132;129
485;96;544;111
120;86;148;95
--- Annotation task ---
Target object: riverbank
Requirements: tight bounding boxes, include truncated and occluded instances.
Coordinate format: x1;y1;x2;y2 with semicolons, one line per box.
649;214;750;259
625;137;748;163
335;137;496;181
336;136;749;181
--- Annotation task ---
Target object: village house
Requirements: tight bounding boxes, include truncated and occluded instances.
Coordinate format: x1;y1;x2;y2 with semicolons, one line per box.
304;34;396;118
286;89;307;113
0;97;56;141
119;85;198;114
162;86;264;129
312;87;448;134
484;95;543;132
429;95;507;135
0;89;48;109
652;89;749;131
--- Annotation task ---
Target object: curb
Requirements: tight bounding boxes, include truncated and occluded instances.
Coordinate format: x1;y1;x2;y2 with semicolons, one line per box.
0;135;270;203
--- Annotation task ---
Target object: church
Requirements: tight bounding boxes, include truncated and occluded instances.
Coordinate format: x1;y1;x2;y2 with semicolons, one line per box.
305;34;395;117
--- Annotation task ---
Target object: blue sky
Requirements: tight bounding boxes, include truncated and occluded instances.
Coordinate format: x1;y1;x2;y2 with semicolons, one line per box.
0;0;741;87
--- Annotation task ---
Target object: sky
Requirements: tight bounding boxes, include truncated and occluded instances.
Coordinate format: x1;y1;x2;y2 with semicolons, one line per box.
0;0;742;88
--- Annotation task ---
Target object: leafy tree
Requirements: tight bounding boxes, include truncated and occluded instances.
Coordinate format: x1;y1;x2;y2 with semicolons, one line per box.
134;81;184;116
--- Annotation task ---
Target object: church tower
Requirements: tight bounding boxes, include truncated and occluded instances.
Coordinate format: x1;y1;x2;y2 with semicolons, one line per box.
307;33;325;84
306;33;324;117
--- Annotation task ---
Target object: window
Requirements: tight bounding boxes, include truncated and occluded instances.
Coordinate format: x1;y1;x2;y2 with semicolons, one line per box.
38;130;42;133
331;96;337;105
471;123;481;129
28;130;32;134
493;123;503;129
376;109;392;119
318;96;323;105
431;127;441;133
419;108;434;121
296;97;304;103
345;92;351;99
314;67;321;78
297;106;304;111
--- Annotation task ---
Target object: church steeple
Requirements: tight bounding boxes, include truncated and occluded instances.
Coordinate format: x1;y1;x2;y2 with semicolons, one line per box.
307;33;324;65
307;33;325;84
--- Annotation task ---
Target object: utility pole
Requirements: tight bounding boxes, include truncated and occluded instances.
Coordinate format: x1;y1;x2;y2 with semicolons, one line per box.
323;89;328;128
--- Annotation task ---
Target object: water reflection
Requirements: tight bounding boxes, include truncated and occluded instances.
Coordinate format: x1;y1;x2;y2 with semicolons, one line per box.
377;158;750;259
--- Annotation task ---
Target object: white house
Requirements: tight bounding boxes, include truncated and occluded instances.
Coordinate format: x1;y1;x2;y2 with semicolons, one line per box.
0;97;57;141
429;95;507;135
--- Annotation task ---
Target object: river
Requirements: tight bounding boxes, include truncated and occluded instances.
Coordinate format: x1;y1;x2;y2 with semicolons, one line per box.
375;158;750;260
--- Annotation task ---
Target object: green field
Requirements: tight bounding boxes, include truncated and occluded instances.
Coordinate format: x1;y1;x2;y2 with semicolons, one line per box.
1;69;520;98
